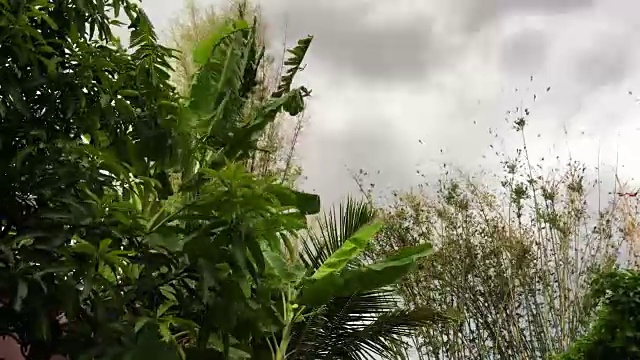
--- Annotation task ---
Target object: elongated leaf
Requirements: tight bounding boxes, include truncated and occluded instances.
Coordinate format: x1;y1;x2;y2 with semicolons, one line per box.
188;19;258;153
312;221;383;279
273;36;313;97
224;88;306;160
298;243;432;306
291;190;321;215
13;279;29;311
192;19;249;65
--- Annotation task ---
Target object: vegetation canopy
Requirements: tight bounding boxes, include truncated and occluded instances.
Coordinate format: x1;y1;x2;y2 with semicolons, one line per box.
0;1;437;359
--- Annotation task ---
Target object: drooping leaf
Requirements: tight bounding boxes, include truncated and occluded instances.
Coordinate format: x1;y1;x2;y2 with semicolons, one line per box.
13;279;29;311
262;243;304;284
273;36;313;98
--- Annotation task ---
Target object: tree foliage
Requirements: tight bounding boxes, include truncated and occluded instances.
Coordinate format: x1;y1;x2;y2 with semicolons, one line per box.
557;270;640;360
168;0;306;185
288;198;449;360
0;1;432;359
362;116;625;359
0;0;310;357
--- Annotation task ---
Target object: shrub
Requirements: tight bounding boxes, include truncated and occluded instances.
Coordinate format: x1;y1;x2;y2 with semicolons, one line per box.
557;270;640;360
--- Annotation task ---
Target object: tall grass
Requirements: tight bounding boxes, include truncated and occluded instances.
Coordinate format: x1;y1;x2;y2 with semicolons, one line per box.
365;116;637;359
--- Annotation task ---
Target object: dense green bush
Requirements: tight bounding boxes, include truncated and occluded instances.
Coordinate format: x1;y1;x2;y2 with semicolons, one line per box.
0;0;315;357
0;1;436;358
558;270;640;360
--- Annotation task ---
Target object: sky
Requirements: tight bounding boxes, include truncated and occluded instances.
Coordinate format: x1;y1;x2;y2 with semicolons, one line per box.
143;0;640;207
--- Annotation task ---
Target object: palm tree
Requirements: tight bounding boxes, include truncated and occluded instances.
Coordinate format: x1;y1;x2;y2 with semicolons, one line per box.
288;198;449;359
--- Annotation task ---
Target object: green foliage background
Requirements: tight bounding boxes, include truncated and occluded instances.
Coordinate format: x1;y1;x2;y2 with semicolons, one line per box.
0;1;437;359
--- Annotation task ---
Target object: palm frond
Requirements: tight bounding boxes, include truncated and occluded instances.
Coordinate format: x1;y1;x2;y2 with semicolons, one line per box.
338;306;449;357
301;197;376;271
292;197;449;359
292;288;447;359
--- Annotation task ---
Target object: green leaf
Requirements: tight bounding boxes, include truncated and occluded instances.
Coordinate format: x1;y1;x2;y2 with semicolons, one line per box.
157;302;175;317
246;237;266;273
262;243;304;284
312;220;383;279
273;36;313;97
192;19;249;65
135;317;153;333
133;322;181;360
298;243;433;306
145;231;184;252
118;89;140;97
113;0;121;17
160;285;177;302
13;279;28;311
267;184;320;215
41;14;59;30
291;190;320;215
71;241;97;256
115;97;136;118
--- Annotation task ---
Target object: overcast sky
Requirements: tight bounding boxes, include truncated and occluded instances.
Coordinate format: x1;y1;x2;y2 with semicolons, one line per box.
144;0;640;207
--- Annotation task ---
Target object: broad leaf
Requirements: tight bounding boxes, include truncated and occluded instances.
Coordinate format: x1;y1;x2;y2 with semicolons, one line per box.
262;243;304;284
192;19;249;65
312;220;383;279
298;243;433;306
266;184;320;215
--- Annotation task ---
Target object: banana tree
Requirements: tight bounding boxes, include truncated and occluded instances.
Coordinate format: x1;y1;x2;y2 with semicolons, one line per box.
262;198;448;360
106;11;322;360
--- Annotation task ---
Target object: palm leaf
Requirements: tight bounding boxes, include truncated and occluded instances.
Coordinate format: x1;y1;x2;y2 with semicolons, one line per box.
300;197;376;271
297;242;432;306
291;289;448;359
291;198;447;359
188;19;252;132
186;17;312;169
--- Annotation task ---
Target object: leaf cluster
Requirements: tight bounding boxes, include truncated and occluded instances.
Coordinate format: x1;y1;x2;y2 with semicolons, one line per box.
557;270;640;360
0;1;435;359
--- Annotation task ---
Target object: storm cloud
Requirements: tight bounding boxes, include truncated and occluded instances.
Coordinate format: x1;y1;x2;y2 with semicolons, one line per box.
262;0;444;84
144;0;640;207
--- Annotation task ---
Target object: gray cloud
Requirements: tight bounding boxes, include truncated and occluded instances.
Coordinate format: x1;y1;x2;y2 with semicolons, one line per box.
298;114;419;206
450;0;594;33
572;32;636;89
263;0;443;84
260;0;594;84
141;0;640;210
498;0;594;13
501;28;549;76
